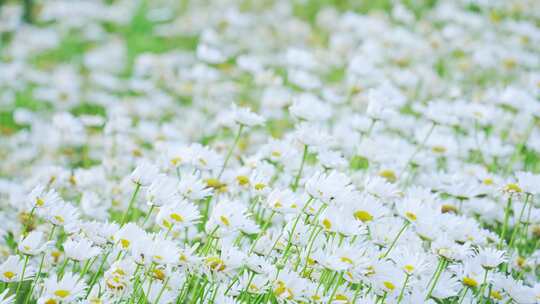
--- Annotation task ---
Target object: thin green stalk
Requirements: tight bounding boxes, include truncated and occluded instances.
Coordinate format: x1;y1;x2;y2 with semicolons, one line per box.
85;249;111;298
476;268;489;301
57;258;70;279
249;211;275;253
380;221;409;259
241;271;256;300
425;258;447;300
425;258;443;292
509;194;529;249
24;225;56;304
401;121;436;175
218;124;244;179
121;183;142;225
351;285;362;303
15;255;30;297
280;198;314;263
326;272;343;304
397;274;410;304
505;118;536;174
142;205;156;227
520;197;534;248
458;287;469;304
499;197;512;249
292;144;308;191
299;226;322;273
128;264;142;304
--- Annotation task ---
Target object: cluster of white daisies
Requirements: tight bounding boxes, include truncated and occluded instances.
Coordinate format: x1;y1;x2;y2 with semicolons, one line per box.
0;0;540;303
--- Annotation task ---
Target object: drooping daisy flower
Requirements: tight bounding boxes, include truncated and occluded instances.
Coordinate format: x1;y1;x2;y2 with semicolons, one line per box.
18;230;51;256
0;255;34;283
40;272;86;303
63;237;101;262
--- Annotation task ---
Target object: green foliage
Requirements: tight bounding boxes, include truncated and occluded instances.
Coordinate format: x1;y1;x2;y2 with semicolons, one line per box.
349;155;369;170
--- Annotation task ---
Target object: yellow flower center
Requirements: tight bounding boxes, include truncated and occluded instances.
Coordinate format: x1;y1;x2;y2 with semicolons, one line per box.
504;183;522;193
120;239;130;249
54;290;71;298
490;290;503;300
45;299;57;304
340;257;353;264
383;281;395;291
405;212;417;221
254;183;266;191
379;170;397;183
249;283;259;292
236;175;250;186
53;215;64;224
51;250;61;262
162;219;172;228
36;198;45;207
274;281;294;300
431;145;447;154
206;257;225;272
441;204;458;214
322;219;332;230
170;157;182;166
170;213;184;222
220;215;230;226
463;277;478;288
3;271;15;280
153;268;166;280
206;178;223;188
516;256;526;268
354;210;373;222
404;264;415;273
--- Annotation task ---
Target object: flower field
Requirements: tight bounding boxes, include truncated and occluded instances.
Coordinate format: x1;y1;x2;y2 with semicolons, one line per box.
1;0;540;303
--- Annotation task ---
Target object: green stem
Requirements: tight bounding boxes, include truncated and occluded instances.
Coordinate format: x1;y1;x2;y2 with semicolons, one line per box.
24;225;56;304
121;183;141;225
458;287;469;304
397;274;410;304
380;221;409;259
85;249;111;298
425;258;447;300
241;271;255;300
299;226;322;273
57;258;70;279
509;194;529;249
281;198;314;263
425;258;442;292
15;255;29;296
292;144;308;191
218;124;244;179
520;196;534;249
249;211;275;253
128;264;142;304
142;204;155;227
326;272;343;304
401;121;436;175
499;197;512;249
476;268;489;301
505;118;536;174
